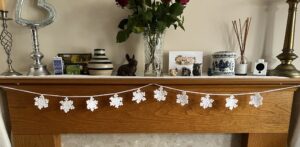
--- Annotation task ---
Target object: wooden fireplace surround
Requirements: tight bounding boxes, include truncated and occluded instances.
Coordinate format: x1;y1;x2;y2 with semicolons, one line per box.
0;76;299;147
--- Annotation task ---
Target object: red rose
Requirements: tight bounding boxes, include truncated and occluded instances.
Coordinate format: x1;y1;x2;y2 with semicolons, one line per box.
176;0;190;5
116;0;128;7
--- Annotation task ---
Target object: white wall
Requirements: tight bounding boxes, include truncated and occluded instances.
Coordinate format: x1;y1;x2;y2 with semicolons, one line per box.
1;0;300;147
3;0;300;74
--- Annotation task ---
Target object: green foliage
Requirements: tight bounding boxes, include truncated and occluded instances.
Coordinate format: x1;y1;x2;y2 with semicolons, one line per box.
116;0;187;43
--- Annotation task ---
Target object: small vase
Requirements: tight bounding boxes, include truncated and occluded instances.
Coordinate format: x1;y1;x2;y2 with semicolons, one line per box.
144;31;164;76
88;49;114;76
235;55;248;75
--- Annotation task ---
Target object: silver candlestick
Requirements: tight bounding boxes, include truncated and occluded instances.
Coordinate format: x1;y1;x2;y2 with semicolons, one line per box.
15;0;56;76
0;11;22;76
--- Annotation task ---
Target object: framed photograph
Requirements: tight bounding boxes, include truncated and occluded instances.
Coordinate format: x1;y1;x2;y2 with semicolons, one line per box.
169;51;203;76
57;53;92;75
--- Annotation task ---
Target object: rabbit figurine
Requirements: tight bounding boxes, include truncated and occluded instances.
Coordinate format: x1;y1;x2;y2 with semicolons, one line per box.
117;54;138;76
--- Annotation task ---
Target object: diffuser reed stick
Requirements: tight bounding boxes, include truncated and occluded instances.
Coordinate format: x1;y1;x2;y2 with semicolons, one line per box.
232;17;252;64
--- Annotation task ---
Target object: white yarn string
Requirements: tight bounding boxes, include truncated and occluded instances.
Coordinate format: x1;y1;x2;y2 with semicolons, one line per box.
0;84;299;98
91;84;152;97
0;84;153;98
155;84;300;96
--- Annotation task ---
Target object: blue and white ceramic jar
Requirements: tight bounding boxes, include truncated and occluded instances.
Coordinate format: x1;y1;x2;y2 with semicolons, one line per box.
88;49;114;75
212;51;236;76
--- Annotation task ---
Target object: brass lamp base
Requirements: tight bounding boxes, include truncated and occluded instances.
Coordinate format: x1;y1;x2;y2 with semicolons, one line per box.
268;0;300;78
268;64;300;78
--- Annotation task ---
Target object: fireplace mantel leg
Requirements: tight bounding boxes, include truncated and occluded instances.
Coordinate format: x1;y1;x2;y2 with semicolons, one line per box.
12;134;61;147
247;133;288;147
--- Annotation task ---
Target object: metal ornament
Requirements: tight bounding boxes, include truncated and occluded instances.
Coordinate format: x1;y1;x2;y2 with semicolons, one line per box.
0;11;22;76
15;0;56;76
269;0;300;78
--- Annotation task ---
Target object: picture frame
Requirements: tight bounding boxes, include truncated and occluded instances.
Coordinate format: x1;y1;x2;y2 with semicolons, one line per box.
169;51;203;76
57;53;92;75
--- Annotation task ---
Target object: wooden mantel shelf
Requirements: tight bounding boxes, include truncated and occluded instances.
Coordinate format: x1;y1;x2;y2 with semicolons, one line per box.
0;75;299;85
0;76;299;147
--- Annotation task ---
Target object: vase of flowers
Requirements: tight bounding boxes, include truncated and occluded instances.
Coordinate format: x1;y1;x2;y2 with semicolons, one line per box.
144;30;164;76
115;0;190;76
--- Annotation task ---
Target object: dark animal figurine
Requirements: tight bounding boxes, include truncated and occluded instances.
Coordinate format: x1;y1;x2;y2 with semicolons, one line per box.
182;67;191;76
117;54;137;76
193;63;202;76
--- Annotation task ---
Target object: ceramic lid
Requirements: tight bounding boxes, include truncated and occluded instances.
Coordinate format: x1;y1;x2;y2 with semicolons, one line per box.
213;51;236;58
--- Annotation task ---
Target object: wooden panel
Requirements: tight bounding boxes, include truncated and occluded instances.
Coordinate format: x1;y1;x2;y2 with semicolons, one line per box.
6;84;295;135
247;133;288;147
13;135;61;147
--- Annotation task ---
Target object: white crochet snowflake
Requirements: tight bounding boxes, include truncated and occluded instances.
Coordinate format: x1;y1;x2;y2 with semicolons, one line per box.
110;94;123;108
86;97;98;112
154;86;168;102
34;95;49;110
225;95;238;110
176;91;189;106
249;93;263;108
200;95;214;109
60;97;75;113
132;89;146;104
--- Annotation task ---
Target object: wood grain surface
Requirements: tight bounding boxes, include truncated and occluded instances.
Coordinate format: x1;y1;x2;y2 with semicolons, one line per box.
13;135;61;147
5;85;295;135
1;78;298;147
247;133;288;147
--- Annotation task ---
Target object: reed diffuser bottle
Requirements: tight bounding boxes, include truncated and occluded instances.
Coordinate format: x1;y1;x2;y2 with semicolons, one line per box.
232;17;252;75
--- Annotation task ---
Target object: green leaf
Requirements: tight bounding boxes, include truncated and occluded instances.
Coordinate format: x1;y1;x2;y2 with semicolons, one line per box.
157;21;167;32
163;15;177;27
118;19;128;30
133;27;144;33
137;6;143;14
173;24;178;29
145;0;152;6
143;10;153;22
127;16;137;31
170;3;185;16
177;20;185;30
117;30;129;43
173;16;185;30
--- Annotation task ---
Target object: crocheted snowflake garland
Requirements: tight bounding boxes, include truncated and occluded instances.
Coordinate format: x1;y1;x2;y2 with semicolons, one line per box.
86;97;98;112
60;97;75;113
249;93;263;108
225;95;238;110
154;86;168;102
132;89;146;104
110;94;123;108
34;95;49;110
200;94;214;109
176;91;189;106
